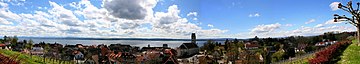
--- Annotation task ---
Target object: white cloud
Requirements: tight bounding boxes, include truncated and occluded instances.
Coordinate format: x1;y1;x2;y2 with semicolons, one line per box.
315;24;324;28
330;2;341;11
285;24;293;27
152;5;227;38
37;7;42;9
251;23;281;34
0;0;224;38
0;0;355;39
193;18;198;21
325;19;343;24
305;19;315;24
246;23;355;38
249;13;260;17
48;1;83;26
243;18;357;38
0;17;12;25
207;24;214;27
187;12;197;17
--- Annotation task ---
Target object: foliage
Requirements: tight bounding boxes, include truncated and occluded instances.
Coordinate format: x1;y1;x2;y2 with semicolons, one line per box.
323;32;336;41
11;36;18;44
200;40;216;53
335;32;352;41
0;53;20;64
233;38;239;43
308;41;351;64
25;39;34;49
296;51;306;56
0;39;3;44
0;49;72;64
304;46;316;53
271;49;285;62
346;36;355;41
43;43;51;53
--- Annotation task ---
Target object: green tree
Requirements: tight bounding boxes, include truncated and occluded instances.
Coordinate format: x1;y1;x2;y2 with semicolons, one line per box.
233;38;239;43
271;49;285;62
224;39;229;50
3;35;7;42
25;39;34;49
335;32;352;40
304;46;316;52
11;36;18;44
0;39;3;44
200;40;216;53
43;43;50;53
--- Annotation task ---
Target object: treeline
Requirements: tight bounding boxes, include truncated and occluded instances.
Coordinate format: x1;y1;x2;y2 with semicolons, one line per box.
199;31;355;63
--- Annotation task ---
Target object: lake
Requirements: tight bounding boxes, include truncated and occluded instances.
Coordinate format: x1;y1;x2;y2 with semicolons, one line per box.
18;38;226;48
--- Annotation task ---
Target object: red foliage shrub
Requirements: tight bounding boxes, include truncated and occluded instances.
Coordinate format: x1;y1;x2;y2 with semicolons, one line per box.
308;41;351;64
0;53;20;64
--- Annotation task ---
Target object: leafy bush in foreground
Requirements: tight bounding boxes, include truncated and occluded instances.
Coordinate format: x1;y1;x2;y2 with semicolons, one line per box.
309;41;351;64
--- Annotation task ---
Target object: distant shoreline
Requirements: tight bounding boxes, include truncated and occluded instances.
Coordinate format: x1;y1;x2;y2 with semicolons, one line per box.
17;37;238;41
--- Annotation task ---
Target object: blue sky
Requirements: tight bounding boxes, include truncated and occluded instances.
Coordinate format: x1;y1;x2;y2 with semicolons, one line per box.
0;0;357;38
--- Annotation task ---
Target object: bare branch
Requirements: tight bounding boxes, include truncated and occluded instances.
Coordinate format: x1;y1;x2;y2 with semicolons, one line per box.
347;21;357;27
348;1;355;13
357;2;360;13
340;8;351;12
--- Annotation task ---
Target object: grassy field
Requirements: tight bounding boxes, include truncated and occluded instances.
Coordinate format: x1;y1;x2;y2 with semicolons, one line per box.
0;49;73;64
337;40;360;64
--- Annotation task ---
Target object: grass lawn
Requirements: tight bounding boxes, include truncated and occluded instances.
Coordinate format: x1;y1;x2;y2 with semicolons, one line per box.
337;40;360;64
0;49;72;64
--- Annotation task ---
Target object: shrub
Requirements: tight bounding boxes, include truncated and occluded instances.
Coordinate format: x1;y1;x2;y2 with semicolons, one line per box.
308;41;351;64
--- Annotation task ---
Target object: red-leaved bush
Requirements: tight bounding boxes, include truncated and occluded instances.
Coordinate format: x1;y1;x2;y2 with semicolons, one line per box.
0;53;20;64
308;41;351;64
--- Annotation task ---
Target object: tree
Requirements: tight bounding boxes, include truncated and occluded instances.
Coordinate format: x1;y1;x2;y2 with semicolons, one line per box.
271;49;285;62
334;1;360;43
335;32;352;40
224;39;229;50
200;40;216;53
25;39;34;49
11;36;18;44
233;38;239;43
43;43;50;53
3;35;7;42
253;36;259;41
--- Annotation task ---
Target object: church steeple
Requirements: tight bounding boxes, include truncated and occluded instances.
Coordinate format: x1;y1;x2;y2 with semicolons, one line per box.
191;33;196;43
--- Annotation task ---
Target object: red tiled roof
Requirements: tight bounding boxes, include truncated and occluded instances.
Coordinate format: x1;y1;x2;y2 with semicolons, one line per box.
0;44;5;47
245;43;259;47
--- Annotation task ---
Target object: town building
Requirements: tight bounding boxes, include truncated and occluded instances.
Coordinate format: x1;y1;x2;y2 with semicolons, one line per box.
245;41;259;50
177;43;199;58
30;47;44;56
141;44;170;52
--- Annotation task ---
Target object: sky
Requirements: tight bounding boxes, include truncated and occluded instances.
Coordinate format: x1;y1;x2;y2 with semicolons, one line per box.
0;0;357;39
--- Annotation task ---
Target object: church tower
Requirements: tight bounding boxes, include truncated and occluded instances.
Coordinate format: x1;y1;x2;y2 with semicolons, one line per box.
191;33;196;43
